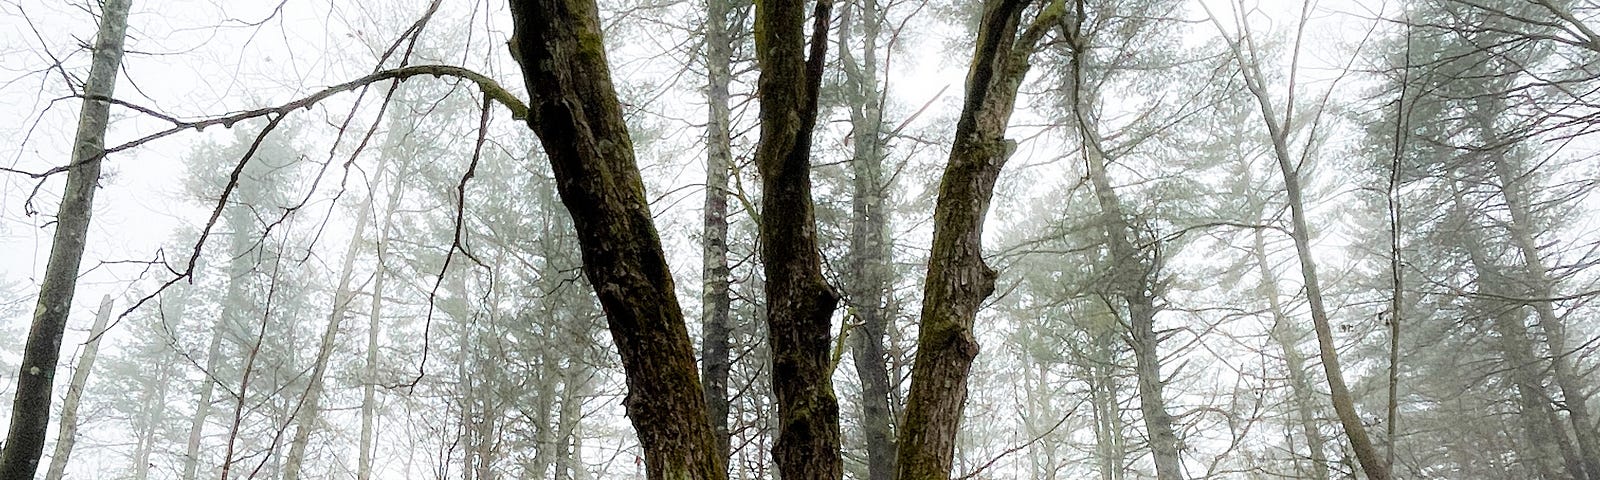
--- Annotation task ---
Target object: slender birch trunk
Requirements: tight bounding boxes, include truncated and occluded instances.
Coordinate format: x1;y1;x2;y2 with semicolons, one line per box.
701;0;737;468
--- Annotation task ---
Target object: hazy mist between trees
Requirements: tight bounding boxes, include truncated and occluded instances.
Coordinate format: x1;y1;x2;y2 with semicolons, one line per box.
0;0;1597;479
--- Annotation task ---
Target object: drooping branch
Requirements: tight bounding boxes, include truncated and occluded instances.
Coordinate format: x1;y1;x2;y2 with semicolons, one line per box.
4;65;526;182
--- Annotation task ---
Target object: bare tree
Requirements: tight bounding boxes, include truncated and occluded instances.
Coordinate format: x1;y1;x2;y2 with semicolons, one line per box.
1207;2;1390;478
838;0;899;478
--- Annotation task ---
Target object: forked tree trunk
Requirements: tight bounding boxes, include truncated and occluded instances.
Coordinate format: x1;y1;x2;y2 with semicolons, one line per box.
0;1;130;478
894;1;1061;478
507;2;725;479
41;295;114;480
751;1;844;479
701;0;738;468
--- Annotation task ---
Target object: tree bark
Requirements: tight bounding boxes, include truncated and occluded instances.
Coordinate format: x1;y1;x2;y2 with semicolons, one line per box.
701;0;738;469
751;2;844;479
0;0;130;477
837;1;898;478
40;295;113;480
893;2;1060;479
507;2;725;479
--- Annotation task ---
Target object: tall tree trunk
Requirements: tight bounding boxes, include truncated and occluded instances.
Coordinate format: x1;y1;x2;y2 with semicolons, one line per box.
894;2;1060;478
507;3;725;479
1492;156;1600;478
0;1;130;477
1443;172;1578;480
1224;19;1391;476
1249;231;1329;480
1069;35;1182;477
837;1;898;478
40;295;114;480
701;0;738;469
220;255;283;480
282;154;387;480
358;236;386;480
751;2;843;479
1086;331;1126;480
1259;100;1389;480
357;249;385;480
360;141;409;480
182;315;225;480
183;194;263;480
131;357;171;480
556;359;590;480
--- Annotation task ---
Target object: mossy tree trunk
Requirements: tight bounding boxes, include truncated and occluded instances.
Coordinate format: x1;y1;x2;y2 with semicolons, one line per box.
893;1;1061;479
507;2;726;479
752;1;844;479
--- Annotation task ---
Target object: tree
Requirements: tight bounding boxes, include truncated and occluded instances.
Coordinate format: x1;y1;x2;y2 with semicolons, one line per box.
1209;2;1390;477
1055;1;1198;476
894;1;1063;478
700;0;743;469
836;0;899;478
41;295;113;480
750;1;846;478
507;2;726;478
0;0;131;477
